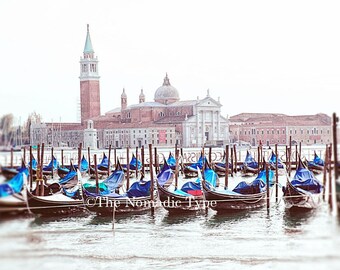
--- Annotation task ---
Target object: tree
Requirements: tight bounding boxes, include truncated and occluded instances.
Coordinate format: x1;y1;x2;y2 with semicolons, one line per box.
22;112;43;144
0;114;14;146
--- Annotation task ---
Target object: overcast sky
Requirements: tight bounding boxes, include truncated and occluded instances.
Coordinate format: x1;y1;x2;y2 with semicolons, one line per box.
1;0;339;125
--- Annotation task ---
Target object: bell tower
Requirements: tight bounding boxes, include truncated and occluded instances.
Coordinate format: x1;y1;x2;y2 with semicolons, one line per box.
79;24;101;125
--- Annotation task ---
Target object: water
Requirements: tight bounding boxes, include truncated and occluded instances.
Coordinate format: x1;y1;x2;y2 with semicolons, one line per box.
1;174;340;270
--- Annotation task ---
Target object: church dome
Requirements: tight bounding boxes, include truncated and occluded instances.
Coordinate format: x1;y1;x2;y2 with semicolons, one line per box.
154;74;180;104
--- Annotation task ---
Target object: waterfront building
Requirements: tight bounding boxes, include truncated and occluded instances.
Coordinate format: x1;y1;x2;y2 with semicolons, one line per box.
30;25;230;149
229;113;332;146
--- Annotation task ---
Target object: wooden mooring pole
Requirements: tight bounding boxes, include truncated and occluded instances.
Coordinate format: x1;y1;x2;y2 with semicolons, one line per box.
107;144;111;176
141;145;145;175
275;144;278;202
94;154;99;194
322;146;328;201
225;145;229;189
126;147;130;190
266;163;270;210
148;144;155;214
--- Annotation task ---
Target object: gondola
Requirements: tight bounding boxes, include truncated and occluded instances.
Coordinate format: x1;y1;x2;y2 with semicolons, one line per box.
240;150;259;176
214;151;232;177
202;167;273;212
83;160;125;195
0;159;27;180
82;162;154;215
283;160;323;211
122;153;142;176
183;152;207;178
268;151;285;175
26;169;84;215
0;167;28;215
307;151;324;174
74;155;89;173
157;162;218;212
90;153;111;176
166;152;177;171
83;179;154;215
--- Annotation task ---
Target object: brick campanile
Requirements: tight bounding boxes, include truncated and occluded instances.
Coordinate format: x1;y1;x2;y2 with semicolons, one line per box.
79;24;101;125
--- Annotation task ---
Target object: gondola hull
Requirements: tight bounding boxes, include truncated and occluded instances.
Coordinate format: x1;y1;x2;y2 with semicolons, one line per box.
308;164;324;175
283;181;322;211
240;165;258;176
214;164;232;177
203;183;266;211
157;183;204;212
183;167;199;178
26;189;84;215
0;194;27;215
82;190;155;215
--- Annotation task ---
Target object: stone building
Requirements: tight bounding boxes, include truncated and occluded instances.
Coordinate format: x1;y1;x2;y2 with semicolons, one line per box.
30;25;230;149
229;113;332;146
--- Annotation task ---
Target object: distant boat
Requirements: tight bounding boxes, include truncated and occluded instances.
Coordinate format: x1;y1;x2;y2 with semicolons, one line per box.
82;166;154;215
214;151;232;177
0;167;28;215
283;160;323;211
307;151;324;174
183;152;207;178
202;167;273;212
157;162;218;212
240;150;259;176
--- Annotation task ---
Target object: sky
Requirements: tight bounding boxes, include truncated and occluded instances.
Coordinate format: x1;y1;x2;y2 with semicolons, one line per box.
0;0;340;125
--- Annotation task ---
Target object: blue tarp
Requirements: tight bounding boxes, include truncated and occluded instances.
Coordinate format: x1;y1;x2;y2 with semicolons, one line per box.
28;156;37;171
177;167;215;195
74;155;89;172
0;169;27;198
180;180;202;195
242;151;258;169
123;154;142;170
268;152;284;169
232;169;273;194
186;153;207;170
157;161;174;186
63;186;80;198
103;169;125;191
167;152;177;169
59;166;77;184
308;152;324;168
83;182;110;195
291;167;322;193
256;169;275;186
203;167;218;188
232;178;266;195
98;153;109;169
43;155;59;171
126;180;151;198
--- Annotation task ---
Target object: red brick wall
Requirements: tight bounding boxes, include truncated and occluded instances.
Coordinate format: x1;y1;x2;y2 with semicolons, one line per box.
80;80;101;124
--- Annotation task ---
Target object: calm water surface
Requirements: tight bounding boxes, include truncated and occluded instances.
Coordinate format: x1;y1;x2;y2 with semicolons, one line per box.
1;174;340;270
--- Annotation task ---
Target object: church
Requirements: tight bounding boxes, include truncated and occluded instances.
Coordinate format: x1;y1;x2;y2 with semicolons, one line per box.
30;25;230;149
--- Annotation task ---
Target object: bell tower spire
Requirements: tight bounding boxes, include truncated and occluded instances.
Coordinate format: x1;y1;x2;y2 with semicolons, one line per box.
79;24;101;125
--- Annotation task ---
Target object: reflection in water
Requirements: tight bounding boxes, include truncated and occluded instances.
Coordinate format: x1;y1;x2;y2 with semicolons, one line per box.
30;210;89;227
283;208;317;234
161;210;204;226
87;210;156;226
206;209;254;228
